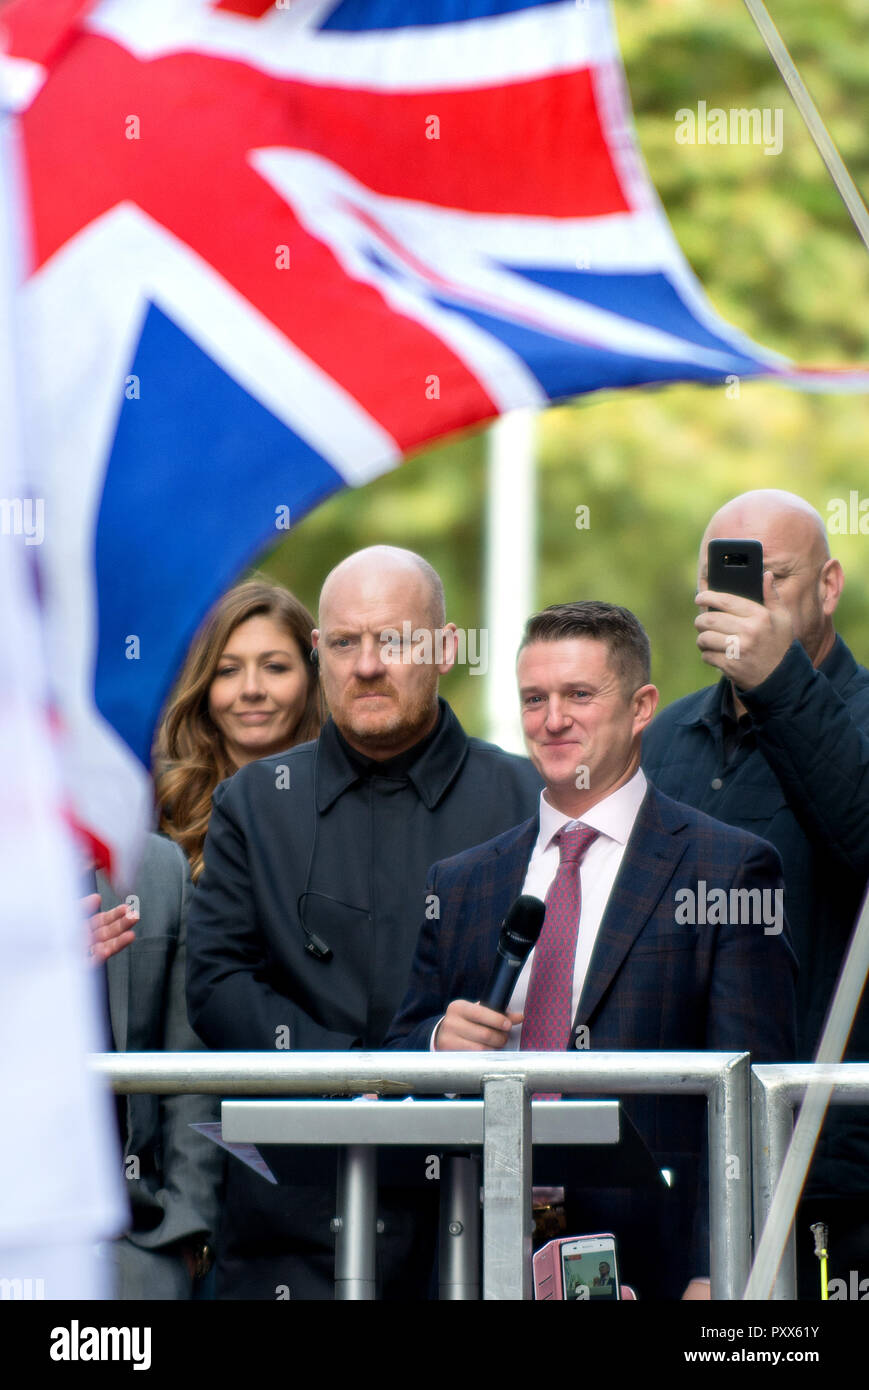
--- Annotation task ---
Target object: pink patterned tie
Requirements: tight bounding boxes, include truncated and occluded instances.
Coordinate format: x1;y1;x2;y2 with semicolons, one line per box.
520;824;599;1077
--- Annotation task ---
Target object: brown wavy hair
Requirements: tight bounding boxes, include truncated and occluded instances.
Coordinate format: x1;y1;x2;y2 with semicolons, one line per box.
153;578;323;879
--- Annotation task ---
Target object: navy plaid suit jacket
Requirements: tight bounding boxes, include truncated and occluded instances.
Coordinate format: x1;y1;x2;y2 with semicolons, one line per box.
385;782;797;1281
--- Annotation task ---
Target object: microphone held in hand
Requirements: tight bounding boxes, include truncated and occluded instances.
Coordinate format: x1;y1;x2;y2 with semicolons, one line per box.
479;894;546;1013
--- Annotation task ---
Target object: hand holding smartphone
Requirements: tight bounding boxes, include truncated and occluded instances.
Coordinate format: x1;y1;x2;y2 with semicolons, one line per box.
533;1232;621;1300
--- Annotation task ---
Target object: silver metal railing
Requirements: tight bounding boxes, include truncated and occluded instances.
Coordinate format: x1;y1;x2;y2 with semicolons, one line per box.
92;1049;751;1300
751;1063;869;1300
219;1093;621;1298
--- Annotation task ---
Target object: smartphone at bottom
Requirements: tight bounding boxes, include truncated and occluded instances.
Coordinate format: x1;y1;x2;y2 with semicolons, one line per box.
560;1233;620;1301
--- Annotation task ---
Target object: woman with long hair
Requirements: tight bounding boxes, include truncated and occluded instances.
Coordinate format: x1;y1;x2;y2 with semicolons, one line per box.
154;578;323;879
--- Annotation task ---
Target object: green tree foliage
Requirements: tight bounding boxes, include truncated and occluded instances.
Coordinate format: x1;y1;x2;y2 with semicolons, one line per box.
257;0;869;730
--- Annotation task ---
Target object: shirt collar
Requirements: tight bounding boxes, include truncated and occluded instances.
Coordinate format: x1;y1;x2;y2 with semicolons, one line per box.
674;678;727;729
316;697;469;812
535;767;647;854
720;679;753;728
333;706;442;780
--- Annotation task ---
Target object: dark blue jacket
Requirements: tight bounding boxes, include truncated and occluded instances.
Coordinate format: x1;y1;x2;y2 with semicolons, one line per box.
643;636;869;1197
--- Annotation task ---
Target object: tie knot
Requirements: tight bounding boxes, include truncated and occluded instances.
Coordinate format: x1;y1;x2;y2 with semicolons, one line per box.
555;823;599;863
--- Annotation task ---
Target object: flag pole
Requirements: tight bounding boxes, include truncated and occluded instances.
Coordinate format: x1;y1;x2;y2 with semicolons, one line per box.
484;409;537;753
742;0;869;256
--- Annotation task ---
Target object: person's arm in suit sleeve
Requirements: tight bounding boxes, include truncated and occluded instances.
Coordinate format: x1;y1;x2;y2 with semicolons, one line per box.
384;862;518;1051
129;843;223;1255
706;840;797;1062
384;866;449;1050
686;837;797;1293
186;781;361;1052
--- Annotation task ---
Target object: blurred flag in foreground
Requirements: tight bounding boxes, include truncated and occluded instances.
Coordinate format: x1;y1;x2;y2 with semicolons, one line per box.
0;109;125;1292
2;0;866;882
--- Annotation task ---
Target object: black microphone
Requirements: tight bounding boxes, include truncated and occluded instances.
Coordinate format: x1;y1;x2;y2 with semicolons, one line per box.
479;894;546;1013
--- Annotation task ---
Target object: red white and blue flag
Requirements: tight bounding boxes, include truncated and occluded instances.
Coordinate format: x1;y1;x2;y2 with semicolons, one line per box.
1;0;865;881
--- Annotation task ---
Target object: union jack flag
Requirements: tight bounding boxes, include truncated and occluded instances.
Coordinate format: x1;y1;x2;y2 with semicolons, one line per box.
1;0;864;880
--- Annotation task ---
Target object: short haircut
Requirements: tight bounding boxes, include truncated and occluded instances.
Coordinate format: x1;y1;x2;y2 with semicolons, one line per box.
519;601;651;694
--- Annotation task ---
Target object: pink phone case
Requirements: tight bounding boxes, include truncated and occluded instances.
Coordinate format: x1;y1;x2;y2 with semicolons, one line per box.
532;1239;564;1300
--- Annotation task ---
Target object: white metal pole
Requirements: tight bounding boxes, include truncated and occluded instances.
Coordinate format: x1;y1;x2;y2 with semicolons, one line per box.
484;409;537;752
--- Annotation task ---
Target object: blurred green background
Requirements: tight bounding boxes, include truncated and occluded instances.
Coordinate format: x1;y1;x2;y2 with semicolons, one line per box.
254;0;869;731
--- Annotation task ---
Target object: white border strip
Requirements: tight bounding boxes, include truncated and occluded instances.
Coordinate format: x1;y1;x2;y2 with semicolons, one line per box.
87;0;610;91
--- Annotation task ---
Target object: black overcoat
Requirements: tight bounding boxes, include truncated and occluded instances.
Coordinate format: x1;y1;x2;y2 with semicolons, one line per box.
188;700;542;1051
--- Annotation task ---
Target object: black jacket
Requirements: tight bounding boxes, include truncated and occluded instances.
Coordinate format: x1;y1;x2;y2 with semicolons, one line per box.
187;700;542;1052
643;635;869;1197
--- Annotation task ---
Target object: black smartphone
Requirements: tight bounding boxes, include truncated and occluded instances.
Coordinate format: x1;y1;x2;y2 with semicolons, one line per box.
706;538;764;605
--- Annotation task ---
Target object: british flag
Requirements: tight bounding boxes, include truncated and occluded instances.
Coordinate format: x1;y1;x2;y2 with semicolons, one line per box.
1;0;865;881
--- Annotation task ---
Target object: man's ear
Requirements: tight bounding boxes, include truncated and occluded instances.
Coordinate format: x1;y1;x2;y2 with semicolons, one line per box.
820;559;844;617
436;622;459;675
632;683;658;735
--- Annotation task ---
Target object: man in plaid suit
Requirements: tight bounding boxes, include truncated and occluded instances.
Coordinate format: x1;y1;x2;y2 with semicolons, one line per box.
386;601;797;1300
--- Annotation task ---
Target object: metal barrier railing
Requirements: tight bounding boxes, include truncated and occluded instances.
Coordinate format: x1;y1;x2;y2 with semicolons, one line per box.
92;1049;751;1300
220;1094;621;1298
219;1095;622;1301
751;1063;869;1300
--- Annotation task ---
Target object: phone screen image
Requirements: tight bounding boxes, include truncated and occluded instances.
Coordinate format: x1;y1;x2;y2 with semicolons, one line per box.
560;1237;619;1301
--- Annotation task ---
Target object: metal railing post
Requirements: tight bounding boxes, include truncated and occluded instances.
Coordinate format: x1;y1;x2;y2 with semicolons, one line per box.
438;1155;481;1299
708;1052;752;1300
751;1068;797;1299
482;1074;532;1300
333;1144;378;1300
748;1065;869;1300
